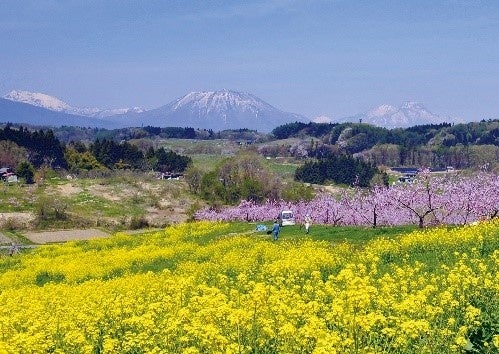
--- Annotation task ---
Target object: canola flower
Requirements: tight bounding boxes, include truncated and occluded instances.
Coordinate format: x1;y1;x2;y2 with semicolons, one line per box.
0;220;498;353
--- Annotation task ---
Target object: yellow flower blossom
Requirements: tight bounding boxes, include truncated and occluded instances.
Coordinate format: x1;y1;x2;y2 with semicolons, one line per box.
0;220;496;352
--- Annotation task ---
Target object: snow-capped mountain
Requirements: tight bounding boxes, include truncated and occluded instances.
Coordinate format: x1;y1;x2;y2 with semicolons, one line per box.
4;90;72;112
114;89;307;132
4;90;144;118
0;98;115;128
312;115;333;124
341;102;447;128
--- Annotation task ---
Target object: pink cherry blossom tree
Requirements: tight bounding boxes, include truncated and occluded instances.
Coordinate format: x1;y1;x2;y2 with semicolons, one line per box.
195;172;498;228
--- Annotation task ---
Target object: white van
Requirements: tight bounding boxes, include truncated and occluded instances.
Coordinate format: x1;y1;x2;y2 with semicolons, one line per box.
279;210;295;226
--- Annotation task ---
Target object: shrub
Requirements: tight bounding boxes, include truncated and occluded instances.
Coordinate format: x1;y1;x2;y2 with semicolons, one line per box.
129;215;149;230
35;197;68;222
0;217;25;231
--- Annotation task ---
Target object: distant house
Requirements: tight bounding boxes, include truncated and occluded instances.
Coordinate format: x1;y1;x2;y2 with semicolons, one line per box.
391;167;417;184
0;167;11;175
237;140;254;146
0;167;12;180
398;175;415;183
0;167;18;183
157;172;184;180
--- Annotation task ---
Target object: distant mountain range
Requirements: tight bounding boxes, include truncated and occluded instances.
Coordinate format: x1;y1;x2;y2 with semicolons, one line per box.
2;89;457;131
4;90;144;118
0;97;115;128
313;102;452;129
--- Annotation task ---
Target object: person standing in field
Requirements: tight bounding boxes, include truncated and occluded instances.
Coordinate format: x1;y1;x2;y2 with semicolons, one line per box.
304;214;311;234
9;242;18;256
272;219;280;241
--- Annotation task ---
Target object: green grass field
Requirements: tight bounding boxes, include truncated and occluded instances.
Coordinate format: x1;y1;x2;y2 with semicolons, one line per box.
195;221;419;247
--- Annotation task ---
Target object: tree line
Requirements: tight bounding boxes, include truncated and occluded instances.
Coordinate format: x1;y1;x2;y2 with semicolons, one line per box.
272;120;498;147
294;154;384;187
271;120;498;169
0;124;67;168
0;125;192;182
67;139;191;173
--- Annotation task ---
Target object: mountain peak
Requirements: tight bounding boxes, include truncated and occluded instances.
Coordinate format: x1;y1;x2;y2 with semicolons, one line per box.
4;89;143;118
4;90;71;112
340;101;447;128
367;104;397;117
123;89;307;132
172;90;272;114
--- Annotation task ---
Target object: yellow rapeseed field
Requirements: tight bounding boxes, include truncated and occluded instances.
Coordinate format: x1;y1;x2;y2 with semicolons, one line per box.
0;220;498;353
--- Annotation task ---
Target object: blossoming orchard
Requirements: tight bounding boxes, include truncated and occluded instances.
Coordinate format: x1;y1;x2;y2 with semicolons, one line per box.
196;172;499;228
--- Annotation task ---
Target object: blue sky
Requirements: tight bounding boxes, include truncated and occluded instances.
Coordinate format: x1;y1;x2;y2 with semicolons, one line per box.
1;0;498;121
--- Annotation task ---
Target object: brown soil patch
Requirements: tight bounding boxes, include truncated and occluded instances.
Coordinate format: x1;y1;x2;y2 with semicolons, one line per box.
319;185;343;194
144;206;188;226
87;184;123;202
55;184;83;196
24;229;109;244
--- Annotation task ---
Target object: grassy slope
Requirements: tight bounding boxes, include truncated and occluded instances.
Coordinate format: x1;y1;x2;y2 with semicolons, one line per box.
0;173;198;231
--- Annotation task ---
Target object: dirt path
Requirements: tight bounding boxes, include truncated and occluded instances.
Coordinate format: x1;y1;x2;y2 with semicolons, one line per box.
24;229;109;244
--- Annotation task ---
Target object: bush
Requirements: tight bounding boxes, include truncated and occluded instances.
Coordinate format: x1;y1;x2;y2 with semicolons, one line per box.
129;216;149;230
0;217;25;231
36;197;68;222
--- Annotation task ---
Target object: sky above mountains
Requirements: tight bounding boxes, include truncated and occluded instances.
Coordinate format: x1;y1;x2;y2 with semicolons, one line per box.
1;0;498;122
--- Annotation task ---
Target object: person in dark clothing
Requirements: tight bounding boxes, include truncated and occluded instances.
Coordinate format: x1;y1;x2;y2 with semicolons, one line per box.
272;220;280;241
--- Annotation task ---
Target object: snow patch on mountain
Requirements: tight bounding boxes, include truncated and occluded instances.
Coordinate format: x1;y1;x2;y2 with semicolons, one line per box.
312;115;333;123
95;107;145;117
342;102;448;128
0;97;115;128
4;90;144;118
366;104;397;117
5;90;71;112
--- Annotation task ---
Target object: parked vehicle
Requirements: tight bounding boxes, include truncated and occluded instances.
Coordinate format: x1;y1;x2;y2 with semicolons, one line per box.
278;210;295;226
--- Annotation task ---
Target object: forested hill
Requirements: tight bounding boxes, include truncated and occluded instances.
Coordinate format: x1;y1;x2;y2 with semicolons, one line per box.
272;120;498;147
0;124;191;174
271;119;498;170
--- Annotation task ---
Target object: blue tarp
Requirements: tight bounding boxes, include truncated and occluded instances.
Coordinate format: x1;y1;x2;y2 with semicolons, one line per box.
255;224;268;232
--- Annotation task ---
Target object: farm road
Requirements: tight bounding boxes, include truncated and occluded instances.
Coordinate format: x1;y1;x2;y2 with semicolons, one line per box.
24;229;109;244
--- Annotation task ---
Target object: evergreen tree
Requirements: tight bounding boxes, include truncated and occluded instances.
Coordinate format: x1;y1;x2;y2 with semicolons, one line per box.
16;161;35;184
